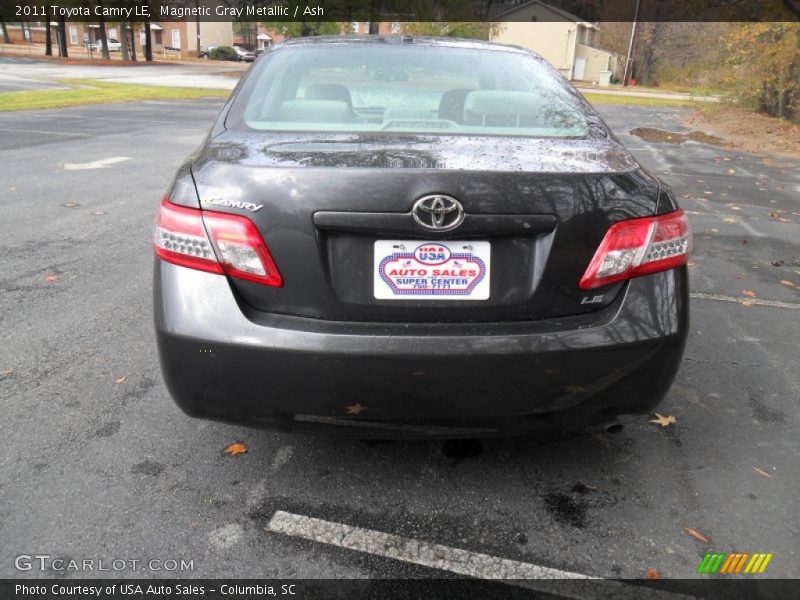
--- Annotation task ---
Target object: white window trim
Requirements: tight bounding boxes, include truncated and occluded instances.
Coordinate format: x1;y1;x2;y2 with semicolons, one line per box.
172;29;181;49
69;26;78;45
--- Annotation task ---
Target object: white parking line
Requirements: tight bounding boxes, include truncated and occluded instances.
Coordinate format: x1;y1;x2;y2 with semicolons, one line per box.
691;292;800;310
266;510;693;599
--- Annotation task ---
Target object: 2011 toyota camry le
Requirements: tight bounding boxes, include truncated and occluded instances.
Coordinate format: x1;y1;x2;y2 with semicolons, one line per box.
153;36;690;438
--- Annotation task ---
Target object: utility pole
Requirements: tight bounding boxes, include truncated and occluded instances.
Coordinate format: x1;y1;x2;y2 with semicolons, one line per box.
623;0;640;86
195;0;201;56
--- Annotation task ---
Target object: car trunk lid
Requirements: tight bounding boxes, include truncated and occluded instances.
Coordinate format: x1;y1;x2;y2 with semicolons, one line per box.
190;132;659;323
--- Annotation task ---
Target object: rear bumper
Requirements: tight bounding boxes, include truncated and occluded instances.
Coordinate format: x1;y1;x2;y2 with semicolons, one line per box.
154;261;688;438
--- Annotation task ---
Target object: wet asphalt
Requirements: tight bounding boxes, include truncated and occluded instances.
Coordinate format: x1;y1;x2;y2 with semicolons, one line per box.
0;99;798;583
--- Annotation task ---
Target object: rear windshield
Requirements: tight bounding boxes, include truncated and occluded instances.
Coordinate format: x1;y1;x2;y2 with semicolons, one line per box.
227;42;588;138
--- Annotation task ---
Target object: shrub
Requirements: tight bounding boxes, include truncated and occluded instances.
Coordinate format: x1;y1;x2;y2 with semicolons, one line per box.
209;46;238;61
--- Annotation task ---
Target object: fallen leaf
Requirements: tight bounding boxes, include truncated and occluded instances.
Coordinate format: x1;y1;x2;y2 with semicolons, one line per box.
753;467;773;479
92;211;106;216
727;168;736;174
224;442;247;457
722;217;737;223
684;527;710;544
741;300;753;307
646;568;661;580
45;275;58;282
114;376;127;384
63;202;78;208
0;369;12;377
742;289;756;297
779;280;796;288
346;403;366;415
650;413;677;427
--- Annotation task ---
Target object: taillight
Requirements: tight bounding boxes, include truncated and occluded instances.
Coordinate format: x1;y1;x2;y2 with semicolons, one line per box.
579;209;690;290
154;198;283;287
154;199;222;274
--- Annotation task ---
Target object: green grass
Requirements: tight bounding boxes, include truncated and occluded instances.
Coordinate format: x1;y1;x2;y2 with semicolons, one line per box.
0;79;229;111
581;92;697;107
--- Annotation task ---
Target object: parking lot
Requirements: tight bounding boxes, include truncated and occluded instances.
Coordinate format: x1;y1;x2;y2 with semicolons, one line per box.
0;98;798;583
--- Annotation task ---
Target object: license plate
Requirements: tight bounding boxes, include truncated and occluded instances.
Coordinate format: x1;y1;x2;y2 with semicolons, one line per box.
374;240;490;300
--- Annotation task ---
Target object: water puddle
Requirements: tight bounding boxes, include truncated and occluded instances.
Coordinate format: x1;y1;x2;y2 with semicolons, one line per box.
630;127;732;147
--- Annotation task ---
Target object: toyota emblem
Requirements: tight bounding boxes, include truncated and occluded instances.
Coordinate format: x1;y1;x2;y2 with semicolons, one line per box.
412;195;465;232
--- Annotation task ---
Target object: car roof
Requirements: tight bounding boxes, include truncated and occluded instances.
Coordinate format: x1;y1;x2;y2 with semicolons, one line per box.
278;35;531;56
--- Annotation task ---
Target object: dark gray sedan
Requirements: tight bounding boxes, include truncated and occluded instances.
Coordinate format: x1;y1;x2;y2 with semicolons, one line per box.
153;36;690;438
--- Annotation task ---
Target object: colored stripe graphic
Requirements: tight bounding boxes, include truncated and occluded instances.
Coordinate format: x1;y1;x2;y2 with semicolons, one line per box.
697;553;726;573
699;553;773;574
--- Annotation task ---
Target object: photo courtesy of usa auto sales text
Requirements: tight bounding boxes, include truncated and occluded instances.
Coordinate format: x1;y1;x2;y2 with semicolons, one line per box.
15;583;298;597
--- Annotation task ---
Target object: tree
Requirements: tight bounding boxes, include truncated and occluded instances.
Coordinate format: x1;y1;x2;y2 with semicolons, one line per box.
57;15;68;57
0;21;10;44
96;1;110;60
45;12;53;56
144;20;153;61
401;22;498;40
269;21;343;38
723;23;800;121
128;23;136;61
119;22;130;60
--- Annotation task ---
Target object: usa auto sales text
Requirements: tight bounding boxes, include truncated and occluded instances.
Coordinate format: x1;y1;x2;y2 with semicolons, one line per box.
16;583;298;596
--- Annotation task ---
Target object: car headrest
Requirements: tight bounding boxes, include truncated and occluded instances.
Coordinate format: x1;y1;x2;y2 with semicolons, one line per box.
277;100;351;123
438;89;473;124
463;91;543;126
304;83;353;108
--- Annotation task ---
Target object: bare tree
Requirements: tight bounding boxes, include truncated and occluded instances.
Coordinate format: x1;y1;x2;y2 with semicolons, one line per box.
128;23;137;61
45;12;53;56
96;1;111;60
119;21;130;60
57;15;68;57
1;21;10;44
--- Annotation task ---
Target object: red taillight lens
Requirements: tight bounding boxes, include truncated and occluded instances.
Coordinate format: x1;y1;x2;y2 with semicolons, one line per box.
154;198;283;287
202;210;283;287
154;198;223;274
579;209;690;290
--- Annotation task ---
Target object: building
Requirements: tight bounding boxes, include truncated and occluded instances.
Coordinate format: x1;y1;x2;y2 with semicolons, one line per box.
490;0;621;83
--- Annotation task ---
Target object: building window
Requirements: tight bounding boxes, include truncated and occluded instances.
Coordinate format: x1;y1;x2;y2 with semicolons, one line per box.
391;22;401;33
154;30;162;47
171;29;180;49
69;26;77;45
109;27;117;39
140;29;146;46
350;22;359;33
